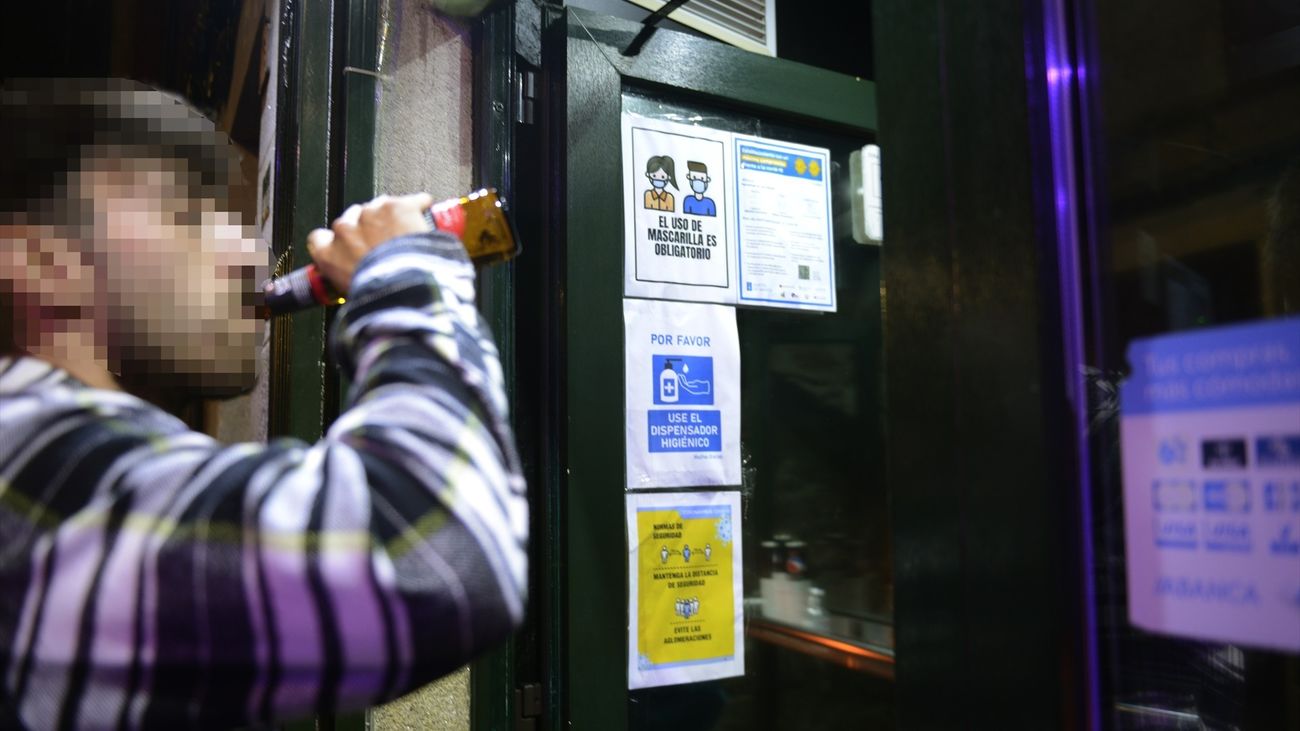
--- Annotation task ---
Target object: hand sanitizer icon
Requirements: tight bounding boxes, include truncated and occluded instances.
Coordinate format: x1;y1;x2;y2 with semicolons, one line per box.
660;359;680;403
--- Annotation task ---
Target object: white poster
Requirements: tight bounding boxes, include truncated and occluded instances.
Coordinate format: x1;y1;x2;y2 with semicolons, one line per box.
624;299;741;488
622;115;736;304
734;135;836;312
627;490;745;689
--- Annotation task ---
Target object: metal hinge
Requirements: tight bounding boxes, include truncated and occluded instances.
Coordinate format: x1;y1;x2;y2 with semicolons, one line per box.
513;682;543;731
517;69;538;126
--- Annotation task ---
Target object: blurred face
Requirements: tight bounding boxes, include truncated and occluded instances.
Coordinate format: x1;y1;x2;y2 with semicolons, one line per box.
86;158;267;395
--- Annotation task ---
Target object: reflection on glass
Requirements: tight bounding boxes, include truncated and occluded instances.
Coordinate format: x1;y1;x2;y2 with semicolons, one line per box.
1087;1;1300;728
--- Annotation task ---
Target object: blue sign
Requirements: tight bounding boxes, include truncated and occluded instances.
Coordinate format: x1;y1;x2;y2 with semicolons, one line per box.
1121;317;1300;652
1204;480;1250;513
1121;317;1300;415
1158;437;1188;466
1257;435;1300;467
1270;525;1300;556
1262;481;1300;512
1204;521;1251;553
649;410;722;453
653;355;714;405
737;144;824;180
1154;518;1198;549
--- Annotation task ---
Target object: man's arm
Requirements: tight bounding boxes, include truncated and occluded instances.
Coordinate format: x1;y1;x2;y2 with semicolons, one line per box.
0;229;526;729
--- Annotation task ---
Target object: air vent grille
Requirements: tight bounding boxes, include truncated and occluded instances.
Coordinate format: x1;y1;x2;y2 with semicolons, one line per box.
627;0;776;56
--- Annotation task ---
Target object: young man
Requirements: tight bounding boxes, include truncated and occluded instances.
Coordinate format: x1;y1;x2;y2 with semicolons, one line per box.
0;79;527;730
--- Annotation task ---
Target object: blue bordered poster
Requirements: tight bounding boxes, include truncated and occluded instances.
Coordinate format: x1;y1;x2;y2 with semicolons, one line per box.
624;299;741;488
733;135;837;312
627;490;745;689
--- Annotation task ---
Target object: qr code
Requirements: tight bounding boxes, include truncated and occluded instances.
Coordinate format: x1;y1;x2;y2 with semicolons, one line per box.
798;265;810;280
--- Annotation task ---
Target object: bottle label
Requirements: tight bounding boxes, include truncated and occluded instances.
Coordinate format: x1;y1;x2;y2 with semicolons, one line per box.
431;200;467;237
306;264;335;305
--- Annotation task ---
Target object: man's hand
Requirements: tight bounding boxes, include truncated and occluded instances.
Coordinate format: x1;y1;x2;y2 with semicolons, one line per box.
306;192;435;294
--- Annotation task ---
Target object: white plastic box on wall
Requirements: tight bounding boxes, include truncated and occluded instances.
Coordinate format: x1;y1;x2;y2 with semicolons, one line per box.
851;143;883;246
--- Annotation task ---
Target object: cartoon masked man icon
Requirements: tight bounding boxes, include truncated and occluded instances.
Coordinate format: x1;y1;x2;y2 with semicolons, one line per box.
682;160;716;216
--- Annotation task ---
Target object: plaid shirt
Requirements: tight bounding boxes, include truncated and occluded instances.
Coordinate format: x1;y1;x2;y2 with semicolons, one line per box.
0;233;528;730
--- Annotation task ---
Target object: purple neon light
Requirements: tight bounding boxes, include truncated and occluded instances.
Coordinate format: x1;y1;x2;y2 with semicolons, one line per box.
1039;0;1103;728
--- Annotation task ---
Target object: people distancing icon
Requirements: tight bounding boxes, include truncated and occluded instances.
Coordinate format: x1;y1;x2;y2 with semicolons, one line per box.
674;597;701;620
658;543;714;564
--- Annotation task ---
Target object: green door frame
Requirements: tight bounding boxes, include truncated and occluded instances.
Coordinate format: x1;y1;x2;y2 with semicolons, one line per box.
544;8;876;728
270;0;379;435
470;1;522;729
268;0;334;446
269;0;377;729
274;0;527;728
874;0;1091;725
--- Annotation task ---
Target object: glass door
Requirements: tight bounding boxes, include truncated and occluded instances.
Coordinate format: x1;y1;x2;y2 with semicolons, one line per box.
1053;0;1300;727
539;6;891;729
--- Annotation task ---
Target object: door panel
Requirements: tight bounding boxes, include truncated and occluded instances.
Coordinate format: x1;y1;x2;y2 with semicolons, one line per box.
547;8;888;729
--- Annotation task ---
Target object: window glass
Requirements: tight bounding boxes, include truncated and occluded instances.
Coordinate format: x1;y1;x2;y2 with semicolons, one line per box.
1086;1;1300;727
622;90;895;730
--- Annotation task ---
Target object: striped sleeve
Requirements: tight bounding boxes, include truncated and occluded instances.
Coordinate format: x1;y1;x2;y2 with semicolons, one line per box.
0;231;528;731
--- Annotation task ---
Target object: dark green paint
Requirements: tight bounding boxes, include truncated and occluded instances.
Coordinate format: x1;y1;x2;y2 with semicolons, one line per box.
331;0;381;725
470;1;519;729
566;7;876;135
272;0;332;729
340;0;378;211
327;0;380;425
871;1;962;724
537;11;568;729
269;0;334;445
876;0;1079;727
271;2;374;730
560;19;628;730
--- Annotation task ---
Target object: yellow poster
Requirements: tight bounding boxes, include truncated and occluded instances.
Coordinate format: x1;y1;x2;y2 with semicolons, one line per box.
627;491;744;689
